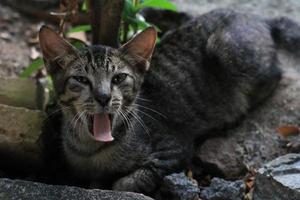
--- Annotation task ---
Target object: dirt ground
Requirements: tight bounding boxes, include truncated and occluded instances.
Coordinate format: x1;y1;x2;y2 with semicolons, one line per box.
0;4;42;77
173;0;300;21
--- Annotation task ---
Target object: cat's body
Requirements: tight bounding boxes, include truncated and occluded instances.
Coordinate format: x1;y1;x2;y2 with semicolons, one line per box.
40;9;300;194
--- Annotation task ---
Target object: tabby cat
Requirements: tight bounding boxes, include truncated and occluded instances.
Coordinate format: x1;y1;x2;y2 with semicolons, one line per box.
39;9;300;194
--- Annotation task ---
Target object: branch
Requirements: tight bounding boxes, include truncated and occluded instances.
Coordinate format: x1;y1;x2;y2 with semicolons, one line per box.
89;0;124;47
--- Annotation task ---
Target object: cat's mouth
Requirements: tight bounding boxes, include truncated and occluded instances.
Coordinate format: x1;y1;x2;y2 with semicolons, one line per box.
87;113;114;142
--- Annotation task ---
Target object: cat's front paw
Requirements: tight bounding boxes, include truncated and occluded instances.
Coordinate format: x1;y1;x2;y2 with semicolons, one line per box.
113;176;139;192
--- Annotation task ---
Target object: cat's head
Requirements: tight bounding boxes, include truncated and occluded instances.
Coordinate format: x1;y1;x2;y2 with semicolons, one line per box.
39;26;156;143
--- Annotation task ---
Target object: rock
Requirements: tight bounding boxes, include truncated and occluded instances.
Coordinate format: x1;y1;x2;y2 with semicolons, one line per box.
0;103;44;143
157;172;200;200
195;50;300;178
0;178;153;200
0;77;37;109
253;153;300;200
0;104;45;174
199;178;245;200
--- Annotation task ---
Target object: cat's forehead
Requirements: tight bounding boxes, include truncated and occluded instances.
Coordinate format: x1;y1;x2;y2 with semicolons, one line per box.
77;46;127;73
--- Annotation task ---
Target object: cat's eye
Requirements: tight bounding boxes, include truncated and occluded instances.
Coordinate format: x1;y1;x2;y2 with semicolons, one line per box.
72;76;89;84
112;73;128;85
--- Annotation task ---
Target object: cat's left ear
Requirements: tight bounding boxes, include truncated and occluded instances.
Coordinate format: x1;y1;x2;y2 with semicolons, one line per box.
119;27;157;71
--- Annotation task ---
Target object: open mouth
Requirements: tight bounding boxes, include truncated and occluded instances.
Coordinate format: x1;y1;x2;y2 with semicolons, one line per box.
87;113;114;142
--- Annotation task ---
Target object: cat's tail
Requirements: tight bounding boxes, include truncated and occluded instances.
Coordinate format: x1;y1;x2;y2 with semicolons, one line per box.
268;17;300;54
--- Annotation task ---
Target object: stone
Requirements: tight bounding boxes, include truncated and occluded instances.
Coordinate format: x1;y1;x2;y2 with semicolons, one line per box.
253;153;300;200
0;77;37;109
157;172;200;200
0;103;44;143
0;104;45;173
0;178;153;200
199;178;245;200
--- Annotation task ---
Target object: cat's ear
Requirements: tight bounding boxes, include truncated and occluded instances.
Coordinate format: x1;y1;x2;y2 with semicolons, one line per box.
119;27;157;71
39;26;78;68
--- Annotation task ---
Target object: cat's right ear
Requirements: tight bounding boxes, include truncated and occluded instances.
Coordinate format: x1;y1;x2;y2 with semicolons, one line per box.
39;26;77;68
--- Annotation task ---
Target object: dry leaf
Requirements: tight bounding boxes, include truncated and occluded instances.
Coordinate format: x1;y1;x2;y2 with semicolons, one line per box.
0;32;11;40
244;173;256;191
67;32;88;43
30;47;40;59
187;170;193;179
277;125;299;137
246;178;254;190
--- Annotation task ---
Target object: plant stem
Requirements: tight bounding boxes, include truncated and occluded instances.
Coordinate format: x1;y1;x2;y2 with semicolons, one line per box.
122;22;129;43
133;0;139;6
89;0;124;47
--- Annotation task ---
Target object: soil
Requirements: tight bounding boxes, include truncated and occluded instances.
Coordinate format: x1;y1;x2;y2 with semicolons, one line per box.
0;4;43;77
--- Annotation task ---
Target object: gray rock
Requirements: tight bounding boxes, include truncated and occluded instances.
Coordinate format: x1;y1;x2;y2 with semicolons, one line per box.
0;178;153;200
158;172;200;200
253;153;300;200
199;178;245;200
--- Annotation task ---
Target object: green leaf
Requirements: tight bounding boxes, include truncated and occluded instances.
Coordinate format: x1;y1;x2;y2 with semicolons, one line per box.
137;0;177;11
46;76;54;91
67;25;91;33
123;0;137;18
130;14;151;29
71;40;87;49
20;58;44;78
81;0;88;11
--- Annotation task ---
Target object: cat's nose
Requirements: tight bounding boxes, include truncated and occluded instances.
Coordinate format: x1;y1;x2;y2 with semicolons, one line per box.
94;90;111;107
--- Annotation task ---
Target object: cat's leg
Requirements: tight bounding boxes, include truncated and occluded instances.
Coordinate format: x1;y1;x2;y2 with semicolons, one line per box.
113;135;192;194
205;22;282;109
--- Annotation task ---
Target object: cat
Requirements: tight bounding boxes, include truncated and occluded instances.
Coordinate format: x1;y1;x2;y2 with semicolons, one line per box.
39;8;300;195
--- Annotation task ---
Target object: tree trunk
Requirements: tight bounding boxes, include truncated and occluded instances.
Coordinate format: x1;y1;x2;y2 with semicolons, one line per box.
89;0;124;47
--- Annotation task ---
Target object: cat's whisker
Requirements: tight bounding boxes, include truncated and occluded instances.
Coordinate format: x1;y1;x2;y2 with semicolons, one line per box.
131;103;166;119
119;108;137;137
135;96;152;102
44;105;73;120
79;112;88;137
126;106;157;122
123;107;150;137
66;111;82;141
116;109;132;133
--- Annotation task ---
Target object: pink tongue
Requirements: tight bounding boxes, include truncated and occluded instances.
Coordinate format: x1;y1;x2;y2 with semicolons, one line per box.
93;114;114;142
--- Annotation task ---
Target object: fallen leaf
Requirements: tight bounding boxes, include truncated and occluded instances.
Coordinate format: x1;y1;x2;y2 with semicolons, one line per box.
0;32;11;40
30;47;40;60
246;178;254;190
187;170;193;179
277;125;299;137
67;31;87;43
